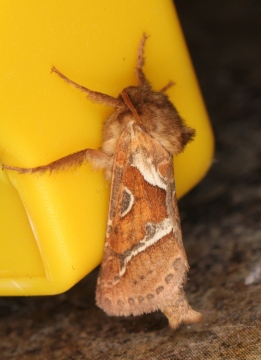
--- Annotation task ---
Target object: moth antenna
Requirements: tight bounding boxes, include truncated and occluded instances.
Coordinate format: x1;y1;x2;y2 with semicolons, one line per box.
159;80;175;93
121;89;142;124
51;66;122;108
135;33;151;87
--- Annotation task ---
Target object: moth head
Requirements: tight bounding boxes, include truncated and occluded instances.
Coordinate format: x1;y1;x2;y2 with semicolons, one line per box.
119;85;195;155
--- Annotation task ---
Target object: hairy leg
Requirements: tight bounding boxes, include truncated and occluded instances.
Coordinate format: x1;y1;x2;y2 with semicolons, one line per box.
2;148;111;174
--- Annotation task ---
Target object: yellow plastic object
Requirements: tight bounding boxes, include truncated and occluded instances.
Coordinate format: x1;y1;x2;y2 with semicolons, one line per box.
0;0;214;295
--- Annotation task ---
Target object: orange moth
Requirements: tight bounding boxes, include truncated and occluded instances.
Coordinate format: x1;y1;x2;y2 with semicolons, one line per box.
4;34;201;329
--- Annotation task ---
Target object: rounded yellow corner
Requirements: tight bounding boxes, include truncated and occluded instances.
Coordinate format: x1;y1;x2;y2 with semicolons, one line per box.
0;0;214;295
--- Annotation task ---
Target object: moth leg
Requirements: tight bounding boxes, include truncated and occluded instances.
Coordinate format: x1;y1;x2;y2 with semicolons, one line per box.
135;33;151;87
51;67;122;108
2;148;112;175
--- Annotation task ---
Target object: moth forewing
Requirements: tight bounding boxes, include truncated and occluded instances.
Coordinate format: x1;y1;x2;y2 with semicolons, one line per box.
95;125;201;328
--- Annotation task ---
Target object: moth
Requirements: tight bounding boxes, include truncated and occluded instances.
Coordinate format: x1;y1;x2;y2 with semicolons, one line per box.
3;34;202;329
